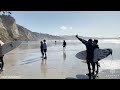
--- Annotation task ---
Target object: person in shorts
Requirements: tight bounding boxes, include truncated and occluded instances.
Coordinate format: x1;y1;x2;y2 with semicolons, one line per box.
43;40;47;59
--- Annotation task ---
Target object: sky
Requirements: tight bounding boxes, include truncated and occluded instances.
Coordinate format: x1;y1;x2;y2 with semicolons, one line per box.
11;11;120;38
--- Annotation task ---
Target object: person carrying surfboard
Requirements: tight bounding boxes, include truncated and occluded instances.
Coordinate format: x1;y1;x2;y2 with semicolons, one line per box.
0;38;4;71
93;39;100;74
76;35;94;76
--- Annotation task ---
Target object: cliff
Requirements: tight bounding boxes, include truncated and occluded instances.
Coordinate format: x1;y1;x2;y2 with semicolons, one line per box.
0;15;62;42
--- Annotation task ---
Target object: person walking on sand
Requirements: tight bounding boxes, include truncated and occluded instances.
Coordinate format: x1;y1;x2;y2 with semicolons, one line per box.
76;35;94;76
40;41;44;59
0;38;4;72
43;40;47;59
63;40;66;50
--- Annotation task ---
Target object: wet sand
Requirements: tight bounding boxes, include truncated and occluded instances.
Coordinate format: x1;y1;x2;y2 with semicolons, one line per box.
0;41;120;79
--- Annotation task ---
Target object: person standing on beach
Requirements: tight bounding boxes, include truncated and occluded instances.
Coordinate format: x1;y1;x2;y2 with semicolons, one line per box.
63;40;66;50
93;39;100;74
55;41;56;45
40;41;44;59
43;40;47;59
76;35;94;76
0;38;4;71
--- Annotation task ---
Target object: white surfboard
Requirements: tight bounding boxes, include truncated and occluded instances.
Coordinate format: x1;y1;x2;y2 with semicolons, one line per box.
76;48;112;62
0;41;22;57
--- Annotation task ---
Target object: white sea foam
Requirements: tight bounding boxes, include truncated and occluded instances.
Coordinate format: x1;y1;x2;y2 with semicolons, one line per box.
99;39;120;44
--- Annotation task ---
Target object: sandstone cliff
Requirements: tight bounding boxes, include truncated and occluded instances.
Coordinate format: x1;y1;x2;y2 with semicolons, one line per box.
0;15;62;42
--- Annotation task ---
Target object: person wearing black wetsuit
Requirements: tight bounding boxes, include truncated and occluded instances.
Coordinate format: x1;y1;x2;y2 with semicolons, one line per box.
76;35;94;76
40;41;44;58
63;40;66;50
93;39;100;74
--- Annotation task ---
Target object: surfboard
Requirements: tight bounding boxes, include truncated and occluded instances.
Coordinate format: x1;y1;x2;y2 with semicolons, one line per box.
0;41;22;57
75;48;112;62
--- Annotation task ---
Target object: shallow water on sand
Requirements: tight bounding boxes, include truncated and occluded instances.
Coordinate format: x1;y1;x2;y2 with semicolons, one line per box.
0;40;120;79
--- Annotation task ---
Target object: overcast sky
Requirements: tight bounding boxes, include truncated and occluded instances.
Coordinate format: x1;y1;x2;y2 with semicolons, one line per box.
12;11;120;38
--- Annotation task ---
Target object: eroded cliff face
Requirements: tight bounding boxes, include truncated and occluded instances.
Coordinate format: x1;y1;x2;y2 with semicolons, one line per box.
17;24;37;41
0;15;40;42
17;24;62;41
0;15;63;42
0;15;19;40
0;17;11;42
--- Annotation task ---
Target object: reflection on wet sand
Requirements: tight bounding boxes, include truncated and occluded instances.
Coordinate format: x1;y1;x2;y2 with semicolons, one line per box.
19;44;40;50
66;69;120;79
65;74;97;79
41;59;47;77
63;50;66;61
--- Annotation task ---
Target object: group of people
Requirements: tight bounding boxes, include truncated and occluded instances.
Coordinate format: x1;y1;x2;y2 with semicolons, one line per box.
0;36;100;77
40;37;100;78
40;40;47;59
76;35;100;77
0;38;4;72
40;38;100;77
0;35;100;78
40;39;66;59
62;36;100;77
54;40;66;49
0;35;101;79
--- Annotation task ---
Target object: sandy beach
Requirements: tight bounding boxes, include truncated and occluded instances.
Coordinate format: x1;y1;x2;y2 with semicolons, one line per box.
0;40;120;79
